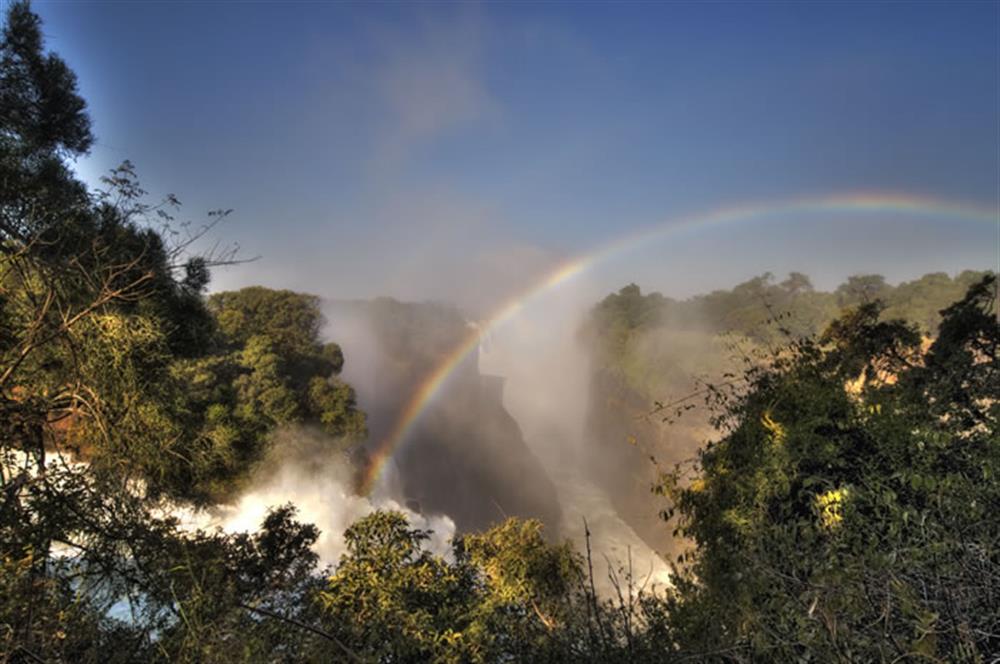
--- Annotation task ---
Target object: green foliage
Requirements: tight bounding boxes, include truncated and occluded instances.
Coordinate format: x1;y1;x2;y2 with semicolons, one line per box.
208;287;360;438
211;287;327;358
320;511;481;662
0;1;91;156
835;273;890;306
0;5;367;661
585;271;993;397
156;287;367;501
462;518;579;613
658;275;1000;661
1;0;367;506
318;512;673;663
0;0;91;251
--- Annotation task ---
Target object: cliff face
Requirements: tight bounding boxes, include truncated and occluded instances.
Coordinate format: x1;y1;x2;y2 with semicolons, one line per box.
327;298;562;534
396;371;562;533
579;272;997;562
584;368;674;557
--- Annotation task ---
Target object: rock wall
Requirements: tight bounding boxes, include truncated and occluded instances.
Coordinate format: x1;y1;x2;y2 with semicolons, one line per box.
326;297;562;534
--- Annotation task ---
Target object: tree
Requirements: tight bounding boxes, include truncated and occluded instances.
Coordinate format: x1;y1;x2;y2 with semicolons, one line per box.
835;273;889;306
0;0;91;247
658;276;1000;661
318;511;482;662
780;272;813;295
207;287;362;441
0;5;364;660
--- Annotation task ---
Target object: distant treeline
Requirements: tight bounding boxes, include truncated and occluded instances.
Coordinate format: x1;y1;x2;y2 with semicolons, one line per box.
589;270;992;344
582;270;994;399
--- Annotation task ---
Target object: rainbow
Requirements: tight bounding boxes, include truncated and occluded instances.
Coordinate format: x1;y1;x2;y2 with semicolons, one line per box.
358;192;998;495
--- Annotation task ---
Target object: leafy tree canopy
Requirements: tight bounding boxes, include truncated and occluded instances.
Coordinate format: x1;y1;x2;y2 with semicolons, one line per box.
658;275;999;661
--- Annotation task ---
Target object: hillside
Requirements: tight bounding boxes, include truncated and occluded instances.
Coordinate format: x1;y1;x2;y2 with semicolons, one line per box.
580;270;995;555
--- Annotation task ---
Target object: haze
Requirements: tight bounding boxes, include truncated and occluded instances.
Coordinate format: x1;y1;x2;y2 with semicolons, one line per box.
34;1;998;311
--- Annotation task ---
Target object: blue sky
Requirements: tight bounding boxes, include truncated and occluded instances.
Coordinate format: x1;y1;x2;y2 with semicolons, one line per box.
25;1;1000;309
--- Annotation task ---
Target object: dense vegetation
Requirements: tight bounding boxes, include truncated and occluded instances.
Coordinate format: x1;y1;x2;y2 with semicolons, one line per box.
1;3;997;662
657;278;999;660
0;3;369;658
583;270;991;400
0;0;365;505
578;271;995;561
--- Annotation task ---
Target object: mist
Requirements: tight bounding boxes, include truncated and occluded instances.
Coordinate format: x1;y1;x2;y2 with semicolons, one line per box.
194;214;997;597
147;7;997;587
182;266;680;591
183;426;456;564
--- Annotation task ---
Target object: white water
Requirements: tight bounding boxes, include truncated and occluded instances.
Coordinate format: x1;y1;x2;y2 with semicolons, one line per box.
479;282;672;594
549;467;672;593
182;283;671;590
178;439;456;565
